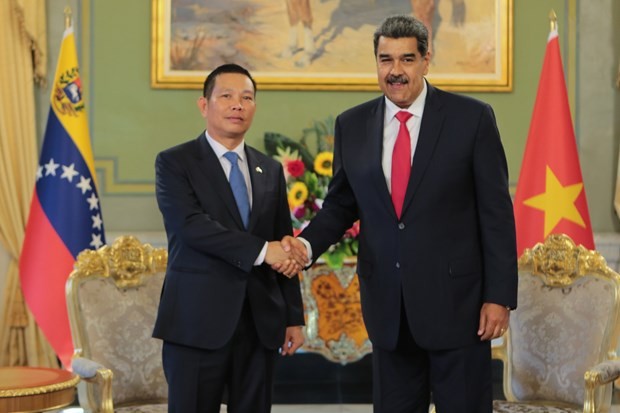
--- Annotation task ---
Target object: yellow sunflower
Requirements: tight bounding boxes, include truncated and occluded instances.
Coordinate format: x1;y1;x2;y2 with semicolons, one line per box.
314;152;334;177
288;181;308;208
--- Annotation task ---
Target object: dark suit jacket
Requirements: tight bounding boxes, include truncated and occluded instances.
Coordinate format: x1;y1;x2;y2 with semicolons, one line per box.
300;83;517;351
153;134;304;350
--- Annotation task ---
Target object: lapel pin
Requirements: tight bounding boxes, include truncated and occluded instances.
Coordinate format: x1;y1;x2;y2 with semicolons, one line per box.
255;166;263;174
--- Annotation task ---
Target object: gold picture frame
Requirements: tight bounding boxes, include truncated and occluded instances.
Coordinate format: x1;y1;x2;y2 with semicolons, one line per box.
151;0;513;91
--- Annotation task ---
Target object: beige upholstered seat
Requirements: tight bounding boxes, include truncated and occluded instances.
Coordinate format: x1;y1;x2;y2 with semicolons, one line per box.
492;234;620;413
66;236;168;413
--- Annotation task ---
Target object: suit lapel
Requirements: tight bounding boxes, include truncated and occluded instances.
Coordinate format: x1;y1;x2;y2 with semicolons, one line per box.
245;147;265;232
402;83;445;217
367;98;397;219
196;136;246;230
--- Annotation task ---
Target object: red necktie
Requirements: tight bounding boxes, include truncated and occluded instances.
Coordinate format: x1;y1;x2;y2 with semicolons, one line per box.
391;111;413;219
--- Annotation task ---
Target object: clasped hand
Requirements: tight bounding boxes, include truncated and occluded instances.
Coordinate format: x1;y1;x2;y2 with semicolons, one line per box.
265;236;308;278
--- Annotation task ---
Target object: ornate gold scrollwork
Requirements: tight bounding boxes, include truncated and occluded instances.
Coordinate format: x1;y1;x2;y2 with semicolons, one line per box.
518;234;613;287
301;260;372;365
73;236;168;288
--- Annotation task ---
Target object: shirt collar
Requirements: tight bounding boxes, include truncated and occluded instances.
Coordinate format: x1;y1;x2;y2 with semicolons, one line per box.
204;131;246;162
384;79;427;121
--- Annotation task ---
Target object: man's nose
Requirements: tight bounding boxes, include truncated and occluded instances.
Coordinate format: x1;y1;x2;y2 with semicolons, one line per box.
390;60;403;75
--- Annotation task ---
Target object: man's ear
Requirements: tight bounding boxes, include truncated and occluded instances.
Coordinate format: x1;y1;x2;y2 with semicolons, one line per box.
197;96;208;118
423;51;432;75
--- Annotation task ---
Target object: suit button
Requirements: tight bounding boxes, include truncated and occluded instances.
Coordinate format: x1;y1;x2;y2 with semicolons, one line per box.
396;262;400;269
398;223;405;230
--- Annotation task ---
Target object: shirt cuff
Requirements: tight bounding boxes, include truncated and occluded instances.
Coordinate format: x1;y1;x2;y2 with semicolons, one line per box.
254;242;268;266
297;237;313;262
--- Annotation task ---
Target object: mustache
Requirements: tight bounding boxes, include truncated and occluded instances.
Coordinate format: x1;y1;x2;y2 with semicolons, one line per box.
387;75;408;84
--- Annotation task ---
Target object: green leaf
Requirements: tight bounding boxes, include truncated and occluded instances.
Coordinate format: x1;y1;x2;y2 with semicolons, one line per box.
302;118;336;153
350;240;359;255
264;132;314;170
304;172;320;193
322;249;346;269
343;243;353;256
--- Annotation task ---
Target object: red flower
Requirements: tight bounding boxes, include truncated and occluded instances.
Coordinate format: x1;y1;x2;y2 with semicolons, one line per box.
345;220;360;238
293;206;306;219
286;160;305;178
309;200;321;212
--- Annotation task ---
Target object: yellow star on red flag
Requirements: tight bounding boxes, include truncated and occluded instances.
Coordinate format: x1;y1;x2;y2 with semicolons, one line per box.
513;27;594;255
522;166;586;238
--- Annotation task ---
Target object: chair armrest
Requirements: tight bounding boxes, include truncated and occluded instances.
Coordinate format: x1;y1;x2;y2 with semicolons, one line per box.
584;360;620;386
583;360;620;413
72;357;114;413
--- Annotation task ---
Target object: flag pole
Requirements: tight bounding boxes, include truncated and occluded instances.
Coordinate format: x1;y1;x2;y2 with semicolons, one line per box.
64;6;72;29
20;3;107;368
512;8;595;254
549;9;557;32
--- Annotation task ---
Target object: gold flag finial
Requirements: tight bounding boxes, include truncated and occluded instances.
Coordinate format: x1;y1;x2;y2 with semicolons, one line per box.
549;9;558;32
64;6;72;29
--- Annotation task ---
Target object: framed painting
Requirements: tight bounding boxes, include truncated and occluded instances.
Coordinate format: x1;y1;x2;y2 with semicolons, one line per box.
151;0;513;91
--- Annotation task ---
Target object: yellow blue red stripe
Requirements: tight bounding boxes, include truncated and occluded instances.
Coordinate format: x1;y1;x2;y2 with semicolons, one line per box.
20;25;105;370
50;27;97;179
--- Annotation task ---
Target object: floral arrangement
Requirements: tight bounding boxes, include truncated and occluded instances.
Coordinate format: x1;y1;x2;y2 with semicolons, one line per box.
264;117;359;269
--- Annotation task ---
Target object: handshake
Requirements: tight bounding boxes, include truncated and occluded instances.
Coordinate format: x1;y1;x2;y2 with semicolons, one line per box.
265;235;309;278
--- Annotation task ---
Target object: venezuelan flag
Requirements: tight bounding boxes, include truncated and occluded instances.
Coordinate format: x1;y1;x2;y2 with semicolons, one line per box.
20;25;105;368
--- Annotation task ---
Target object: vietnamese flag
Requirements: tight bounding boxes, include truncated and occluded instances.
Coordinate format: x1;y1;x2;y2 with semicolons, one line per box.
513;25;594;256
19;24;106;368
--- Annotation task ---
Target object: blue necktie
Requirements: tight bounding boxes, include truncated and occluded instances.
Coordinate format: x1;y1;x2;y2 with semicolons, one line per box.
223;152;250;229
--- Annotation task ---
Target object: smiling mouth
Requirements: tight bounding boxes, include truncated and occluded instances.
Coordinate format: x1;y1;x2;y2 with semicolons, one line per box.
387;81;408;91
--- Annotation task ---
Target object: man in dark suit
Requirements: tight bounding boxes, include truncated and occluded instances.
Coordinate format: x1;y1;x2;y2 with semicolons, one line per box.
285;15;517;412
153;64;305;413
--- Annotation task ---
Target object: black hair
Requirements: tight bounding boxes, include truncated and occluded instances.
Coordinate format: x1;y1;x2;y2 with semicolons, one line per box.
202;63;257;98
373;15;429;57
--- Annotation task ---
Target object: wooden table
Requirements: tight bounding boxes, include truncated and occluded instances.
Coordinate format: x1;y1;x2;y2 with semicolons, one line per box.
0;367;79;412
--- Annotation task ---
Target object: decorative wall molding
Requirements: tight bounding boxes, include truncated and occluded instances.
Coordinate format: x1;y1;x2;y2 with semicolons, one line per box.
95;159;155;195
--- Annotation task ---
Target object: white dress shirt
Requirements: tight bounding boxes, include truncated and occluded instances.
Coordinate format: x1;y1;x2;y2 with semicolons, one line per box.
204;132;268;265
382;80;427;193
300;81;428;262
205;132;253;206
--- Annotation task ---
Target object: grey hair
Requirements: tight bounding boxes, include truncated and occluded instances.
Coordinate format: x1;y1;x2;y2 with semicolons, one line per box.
373;15;429;57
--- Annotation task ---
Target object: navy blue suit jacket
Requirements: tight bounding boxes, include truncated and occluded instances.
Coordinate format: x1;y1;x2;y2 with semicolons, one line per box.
153;135;304;350
300;84;517;351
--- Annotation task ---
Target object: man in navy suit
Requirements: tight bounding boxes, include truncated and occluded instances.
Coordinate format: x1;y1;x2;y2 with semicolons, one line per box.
285;15;517;412
153;64;305;413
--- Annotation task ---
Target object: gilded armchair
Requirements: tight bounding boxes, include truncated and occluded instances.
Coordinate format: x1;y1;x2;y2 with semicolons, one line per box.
66;236;168;413
492;234;620;413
